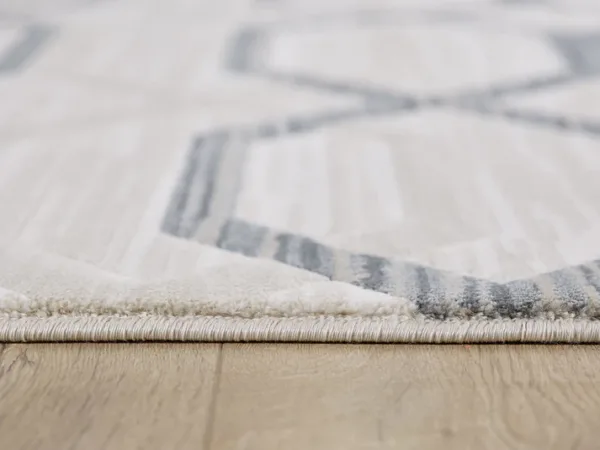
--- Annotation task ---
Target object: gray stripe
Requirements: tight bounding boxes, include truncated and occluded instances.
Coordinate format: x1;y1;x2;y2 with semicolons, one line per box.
350;254;391;293
547;268;589;314
252;109;378;139
407;264;469;319
500;279;540;318
217;219;267;257
414;266;431;309
299;238;335;279
252;103;417;140
274;234;335;279
161;137;203;236
453;72;573;103
225;26;264;72
0;24;54;73
487;282;513;317
274;234;300;265
264;70;417;103
193;133;249;245
195;139;224;224
551;32;600;74
461;105;600;136
161;133;226;238
580;263;600;295
458;277;481;313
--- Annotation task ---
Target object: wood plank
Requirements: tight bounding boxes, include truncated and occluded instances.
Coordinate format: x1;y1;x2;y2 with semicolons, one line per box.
0;343;221;450
210;344;600;450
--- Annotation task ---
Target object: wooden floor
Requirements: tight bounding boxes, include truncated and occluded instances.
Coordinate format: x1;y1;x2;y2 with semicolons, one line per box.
0;344;599;449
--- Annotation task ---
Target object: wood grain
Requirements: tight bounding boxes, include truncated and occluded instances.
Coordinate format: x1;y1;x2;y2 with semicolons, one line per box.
0;343;220;450
211;344;600;450
1;344;600;450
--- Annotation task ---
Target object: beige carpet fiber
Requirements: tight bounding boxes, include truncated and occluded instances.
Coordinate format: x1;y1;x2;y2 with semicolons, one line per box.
2;0;600;342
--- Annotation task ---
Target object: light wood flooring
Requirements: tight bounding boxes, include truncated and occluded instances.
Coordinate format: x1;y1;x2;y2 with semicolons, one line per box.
0;344;599;450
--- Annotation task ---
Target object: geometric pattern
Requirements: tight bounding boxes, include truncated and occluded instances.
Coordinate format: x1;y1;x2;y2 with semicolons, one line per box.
2;0;600;332
0;24;54;74
162;3;600;319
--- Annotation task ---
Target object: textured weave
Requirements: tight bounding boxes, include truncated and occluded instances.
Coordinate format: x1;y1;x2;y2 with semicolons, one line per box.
1;0;600;341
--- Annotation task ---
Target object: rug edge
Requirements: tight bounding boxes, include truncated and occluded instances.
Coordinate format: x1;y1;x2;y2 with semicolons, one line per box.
0;316;598;343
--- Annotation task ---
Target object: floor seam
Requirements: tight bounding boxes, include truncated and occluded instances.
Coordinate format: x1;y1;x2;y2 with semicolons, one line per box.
203;343;224;450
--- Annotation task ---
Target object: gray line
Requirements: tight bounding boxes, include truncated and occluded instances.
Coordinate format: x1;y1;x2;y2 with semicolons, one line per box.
196;145;222;223
251;103;416;140
182;134;227;237
216;219;268;258
390;263;474;319
551;32;600;75
161;133;227;238
580;265;600;296
224;26;265;72
274;233;335;279
350;254;391;293
299;238;335;279
0;24;54;73
458;276;481;313
414;266;432;309
250;110;372;139
499;279;541;318
450;72;575;104
263;70;418;104
161;137;204;236
192;134;250;246
463;105;600;136
274;234;302;268
486;283;512;317
261;70;593;138
273;234;293;265
548;268;590;314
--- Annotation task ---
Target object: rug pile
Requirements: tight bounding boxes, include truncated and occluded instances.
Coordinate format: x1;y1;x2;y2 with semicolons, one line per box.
1;0;600;342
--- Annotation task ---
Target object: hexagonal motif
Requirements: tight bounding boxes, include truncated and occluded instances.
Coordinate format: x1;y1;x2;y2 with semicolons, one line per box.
161;3;600;318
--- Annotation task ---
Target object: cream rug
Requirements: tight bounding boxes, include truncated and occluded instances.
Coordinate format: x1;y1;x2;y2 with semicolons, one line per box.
2;0;600;342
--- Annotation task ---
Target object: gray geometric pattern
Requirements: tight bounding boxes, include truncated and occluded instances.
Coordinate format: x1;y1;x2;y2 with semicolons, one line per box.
551;32;600;75
0;0;107;75
159;5;600;319
162;132;600;320
0;24;54;74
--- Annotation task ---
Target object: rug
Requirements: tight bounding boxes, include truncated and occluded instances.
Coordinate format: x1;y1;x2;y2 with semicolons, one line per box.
1;0;600;342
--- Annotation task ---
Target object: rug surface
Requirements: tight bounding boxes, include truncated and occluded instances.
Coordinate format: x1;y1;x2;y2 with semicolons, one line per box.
1;0;600;342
